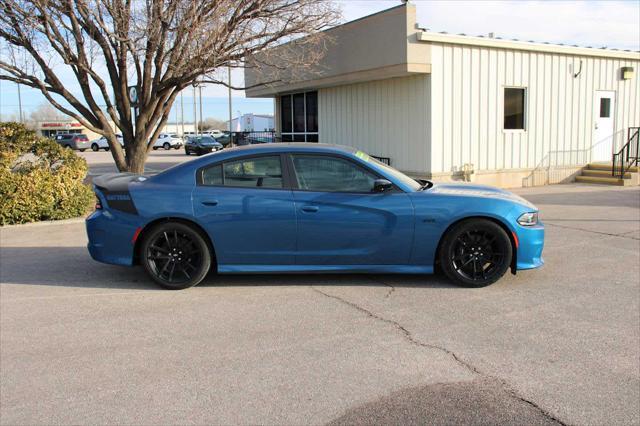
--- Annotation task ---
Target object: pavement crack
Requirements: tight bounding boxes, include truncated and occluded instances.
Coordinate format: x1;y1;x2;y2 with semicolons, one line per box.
545;222;639;240
310;286;568;426
367;276;395;298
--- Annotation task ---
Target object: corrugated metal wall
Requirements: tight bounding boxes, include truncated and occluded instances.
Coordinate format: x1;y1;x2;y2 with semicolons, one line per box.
318;75;431;174
429;43;640;174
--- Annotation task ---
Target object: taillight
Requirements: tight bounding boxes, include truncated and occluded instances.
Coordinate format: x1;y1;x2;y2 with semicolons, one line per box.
95;195;102;210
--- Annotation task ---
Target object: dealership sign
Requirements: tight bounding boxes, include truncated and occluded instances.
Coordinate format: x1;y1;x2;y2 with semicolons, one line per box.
40;122;83;128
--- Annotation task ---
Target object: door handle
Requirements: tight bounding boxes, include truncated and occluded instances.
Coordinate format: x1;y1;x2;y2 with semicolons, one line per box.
201;200;218;206
301;205;319;213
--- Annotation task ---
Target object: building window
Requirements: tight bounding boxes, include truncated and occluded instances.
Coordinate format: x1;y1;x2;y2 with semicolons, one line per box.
504;88;526;130
280;91;318;142
599;98;611;118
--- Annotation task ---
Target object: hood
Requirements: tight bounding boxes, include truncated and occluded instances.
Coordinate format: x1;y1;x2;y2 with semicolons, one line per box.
428;182;537;210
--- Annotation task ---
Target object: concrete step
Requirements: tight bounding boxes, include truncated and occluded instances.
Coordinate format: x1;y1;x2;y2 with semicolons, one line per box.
582;169;632;179
587;163;639;172
575;175;629;186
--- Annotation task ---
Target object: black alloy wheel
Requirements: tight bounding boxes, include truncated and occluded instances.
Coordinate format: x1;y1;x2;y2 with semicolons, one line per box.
141;222;211;289
439;219;512;287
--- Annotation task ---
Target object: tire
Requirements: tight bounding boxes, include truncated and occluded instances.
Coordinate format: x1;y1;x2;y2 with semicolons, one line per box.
64;144;72;149
185;148;190;155
153;147;158;150
140;222;212;290
439;219;512;288
163;142;170;150
174;146;180;150
105;147;110;151
79;149;86;152
91;143;99;152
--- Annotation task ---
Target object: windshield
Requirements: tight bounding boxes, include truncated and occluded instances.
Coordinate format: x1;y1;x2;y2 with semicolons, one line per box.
358;151;423;191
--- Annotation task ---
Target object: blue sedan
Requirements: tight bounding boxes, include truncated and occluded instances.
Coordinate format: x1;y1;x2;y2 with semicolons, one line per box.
86;144;544;289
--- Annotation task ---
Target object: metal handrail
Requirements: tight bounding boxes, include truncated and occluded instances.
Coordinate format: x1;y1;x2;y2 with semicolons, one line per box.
612;127;639;178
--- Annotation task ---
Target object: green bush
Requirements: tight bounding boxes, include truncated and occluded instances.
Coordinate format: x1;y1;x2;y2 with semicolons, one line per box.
0;122;94;225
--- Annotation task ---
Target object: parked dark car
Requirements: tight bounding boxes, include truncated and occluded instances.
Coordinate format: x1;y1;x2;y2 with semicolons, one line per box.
184;136;223;156
214;133;231;147
54;133;90;151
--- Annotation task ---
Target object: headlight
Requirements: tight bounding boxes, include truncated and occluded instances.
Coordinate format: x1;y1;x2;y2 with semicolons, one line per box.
517;212;539;226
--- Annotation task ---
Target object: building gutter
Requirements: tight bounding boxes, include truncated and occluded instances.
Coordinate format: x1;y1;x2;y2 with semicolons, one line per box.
417;31;640;61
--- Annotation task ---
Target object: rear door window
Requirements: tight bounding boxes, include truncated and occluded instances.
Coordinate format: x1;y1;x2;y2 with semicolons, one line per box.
201;156;283;188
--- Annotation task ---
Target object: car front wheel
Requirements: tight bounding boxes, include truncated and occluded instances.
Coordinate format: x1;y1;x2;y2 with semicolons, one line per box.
439;219;512;288
141;222;212;290
163;142;170;150
91;143;99;151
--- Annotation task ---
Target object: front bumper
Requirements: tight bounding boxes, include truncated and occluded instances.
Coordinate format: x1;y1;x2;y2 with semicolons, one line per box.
86;209;140;266
515;223;545;270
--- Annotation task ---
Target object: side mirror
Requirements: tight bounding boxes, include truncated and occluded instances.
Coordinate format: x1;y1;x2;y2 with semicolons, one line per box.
373;179;393;193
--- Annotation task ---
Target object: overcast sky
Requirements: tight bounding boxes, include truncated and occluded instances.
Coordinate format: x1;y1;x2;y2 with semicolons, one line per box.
1;0;639;122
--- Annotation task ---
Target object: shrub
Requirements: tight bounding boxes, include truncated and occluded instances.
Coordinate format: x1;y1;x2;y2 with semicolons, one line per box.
0;122;94;225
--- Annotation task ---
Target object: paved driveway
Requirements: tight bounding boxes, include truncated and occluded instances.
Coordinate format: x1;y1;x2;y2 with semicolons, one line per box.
1;184;638;425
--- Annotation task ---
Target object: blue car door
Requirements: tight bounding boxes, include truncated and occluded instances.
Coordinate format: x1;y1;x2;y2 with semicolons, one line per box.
192;154;296;266
289;154;414;266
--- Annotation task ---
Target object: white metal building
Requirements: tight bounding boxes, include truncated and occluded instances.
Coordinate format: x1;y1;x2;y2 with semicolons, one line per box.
245;4;639;187
225;113;275;132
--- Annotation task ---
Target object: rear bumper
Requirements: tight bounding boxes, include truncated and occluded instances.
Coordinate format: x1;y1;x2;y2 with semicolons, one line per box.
515;223;545;270
85;210;139;266
196;146;221;154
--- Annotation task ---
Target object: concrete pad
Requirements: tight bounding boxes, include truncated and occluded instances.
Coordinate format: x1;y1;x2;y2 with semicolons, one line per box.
1;184;638;425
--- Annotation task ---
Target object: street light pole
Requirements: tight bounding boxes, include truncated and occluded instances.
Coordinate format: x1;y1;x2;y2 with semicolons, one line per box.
16;82;23;123
228;64;233;147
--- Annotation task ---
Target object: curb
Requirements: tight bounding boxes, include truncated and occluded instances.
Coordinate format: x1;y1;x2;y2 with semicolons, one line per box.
0;216;87;229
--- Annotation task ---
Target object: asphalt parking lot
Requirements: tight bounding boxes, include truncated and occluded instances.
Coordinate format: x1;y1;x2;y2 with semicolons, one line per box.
1;155;639;424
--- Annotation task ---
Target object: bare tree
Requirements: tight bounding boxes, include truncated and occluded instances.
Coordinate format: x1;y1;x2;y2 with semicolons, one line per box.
199;117;226;132
0;0;339;173
29;102;68;122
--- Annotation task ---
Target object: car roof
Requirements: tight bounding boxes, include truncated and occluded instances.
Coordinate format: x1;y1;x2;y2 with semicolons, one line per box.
219;143;356;155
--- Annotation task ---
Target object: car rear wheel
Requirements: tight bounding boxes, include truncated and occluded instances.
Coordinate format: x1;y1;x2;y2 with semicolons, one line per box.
163;142;170;150
91;143;99;151
141;222;211;290
439;219;512;288
79;149;86;152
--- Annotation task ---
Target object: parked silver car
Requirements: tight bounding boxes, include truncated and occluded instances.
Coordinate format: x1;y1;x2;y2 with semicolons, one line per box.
54;134;90;151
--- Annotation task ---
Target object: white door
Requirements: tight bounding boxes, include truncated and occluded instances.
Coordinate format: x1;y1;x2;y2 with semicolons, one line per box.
592;91;616;162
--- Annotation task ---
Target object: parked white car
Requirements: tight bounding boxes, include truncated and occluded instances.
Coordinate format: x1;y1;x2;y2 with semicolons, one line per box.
90;134;124;151
153;133;183;150
204;129;224;138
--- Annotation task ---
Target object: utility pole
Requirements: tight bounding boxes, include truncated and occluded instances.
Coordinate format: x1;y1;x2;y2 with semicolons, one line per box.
199;84;203;135
16;82;23;123
228;64;233;147
192;84;197;137
180;91;184;137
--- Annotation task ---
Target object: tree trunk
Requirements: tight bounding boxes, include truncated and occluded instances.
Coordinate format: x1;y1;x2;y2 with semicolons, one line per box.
124;140;149;174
